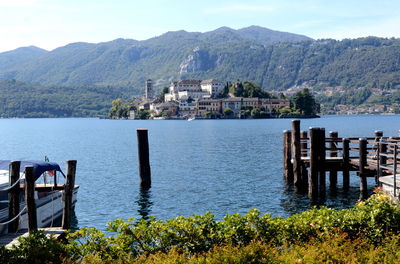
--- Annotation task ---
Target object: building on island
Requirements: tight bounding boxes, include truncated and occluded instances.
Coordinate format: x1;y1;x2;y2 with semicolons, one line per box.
197;98;222;118
130;77;290;119
164;79;223;102
200;79;224;96
144;79;153;99
222;97;243;116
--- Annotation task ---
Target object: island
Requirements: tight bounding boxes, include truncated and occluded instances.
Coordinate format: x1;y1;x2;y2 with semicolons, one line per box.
109;79;320;119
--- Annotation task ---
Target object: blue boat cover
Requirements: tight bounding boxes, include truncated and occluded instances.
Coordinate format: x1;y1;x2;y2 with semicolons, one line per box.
0;160;65;182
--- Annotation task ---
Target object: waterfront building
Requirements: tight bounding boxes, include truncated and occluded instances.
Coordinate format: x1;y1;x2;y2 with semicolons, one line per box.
222;97;242;117
200;79;224;97
179;97;197;117
197;98;222;117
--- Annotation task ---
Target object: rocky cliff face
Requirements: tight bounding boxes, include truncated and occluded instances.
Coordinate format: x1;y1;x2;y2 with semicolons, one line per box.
179;47;213;74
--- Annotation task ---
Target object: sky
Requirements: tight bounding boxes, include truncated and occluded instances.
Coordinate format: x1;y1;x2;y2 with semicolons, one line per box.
0;0;400;52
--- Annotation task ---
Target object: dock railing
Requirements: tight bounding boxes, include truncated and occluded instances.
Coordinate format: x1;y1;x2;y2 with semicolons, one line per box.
284;120;400;200
375;140;400;198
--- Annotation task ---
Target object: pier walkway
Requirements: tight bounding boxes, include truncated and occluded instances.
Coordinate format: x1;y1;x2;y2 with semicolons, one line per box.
284;120;400;200
0;227;65;249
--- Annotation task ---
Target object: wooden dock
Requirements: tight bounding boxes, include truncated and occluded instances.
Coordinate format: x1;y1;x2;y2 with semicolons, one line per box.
0;227;65;249
284;120;400;200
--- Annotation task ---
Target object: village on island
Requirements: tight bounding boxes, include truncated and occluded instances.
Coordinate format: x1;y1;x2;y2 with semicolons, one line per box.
108;79;317;120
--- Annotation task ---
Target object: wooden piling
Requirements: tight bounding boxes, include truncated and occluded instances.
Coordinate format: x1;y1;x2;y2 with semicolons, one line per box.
8;161;20;233
379;141;387;170
300;131;308;157
318;128;326;199
374;130;383;141
54;171;57;188
342;138;350;190
329;131;338;189
24;166;37;233
359;138;368;200
300;130;308;186
283;130;293;182
291;120;302;187
308;127;319;199
137;128;151;189
62;160;77;230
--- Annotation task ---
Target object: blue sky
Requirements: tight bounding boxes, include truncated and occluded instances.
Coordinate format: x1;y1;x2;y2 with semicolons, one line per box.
0;0;399;52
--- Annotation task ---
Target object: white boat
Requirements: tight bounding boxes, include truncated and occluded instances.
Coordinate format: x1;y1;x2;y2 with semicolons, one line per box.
187;116;195;121
0;160;79;234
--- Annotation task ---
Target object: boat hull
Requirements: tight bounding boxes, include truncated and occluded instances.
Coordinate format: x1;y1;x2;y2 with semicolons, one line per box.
0;187;78;234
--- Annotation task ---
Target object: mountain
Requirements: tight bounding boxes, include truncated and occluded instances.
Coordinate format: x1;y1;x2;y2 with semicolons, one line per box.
236;25;312;43
0;26;312;89
0;46;47;72
0;26;400;117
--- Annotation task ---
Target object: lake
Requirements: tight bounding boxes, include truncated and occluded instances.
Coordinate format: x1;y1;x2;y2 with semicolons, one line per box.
0;115;399;230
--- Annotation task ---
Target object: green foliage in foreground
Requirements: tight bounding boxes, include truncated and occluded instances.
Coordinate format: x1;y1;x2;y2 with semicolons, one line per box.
2;191;400;263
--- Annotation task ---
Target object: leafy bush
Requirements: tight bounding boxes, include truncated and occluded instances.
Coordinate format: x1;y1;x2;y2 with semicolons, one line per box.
2;190;400;263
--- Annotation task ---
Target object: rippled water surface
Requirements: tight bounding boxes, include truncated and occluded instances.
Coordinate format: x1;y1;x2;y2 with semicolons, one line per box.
0;115;399;230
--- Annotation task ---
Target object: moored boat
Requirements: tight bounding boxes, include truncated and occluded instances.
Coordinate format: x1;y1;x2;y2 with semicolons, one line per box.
0;160;78;234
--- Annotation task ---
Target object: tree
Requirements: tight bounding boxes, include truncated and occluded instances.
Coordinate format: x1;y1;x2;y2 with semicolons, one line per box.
251;108;261;118
160;87;169;101
109;98;128;119
293;88;320;115
137;109;150;119
223;107;233;116
279;108;291;116
219;82;231;98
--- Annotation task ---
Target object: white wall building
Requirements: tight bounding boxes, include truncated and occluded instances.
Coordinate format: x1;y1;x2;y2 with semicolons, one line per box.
201;79;224;96
165;79;217;102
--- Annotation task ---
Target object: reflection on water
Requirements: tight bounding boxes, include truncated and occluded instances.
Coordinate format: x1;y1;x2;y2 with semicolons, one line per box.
281;171;377;216
70;210;79;231
136;188;153;220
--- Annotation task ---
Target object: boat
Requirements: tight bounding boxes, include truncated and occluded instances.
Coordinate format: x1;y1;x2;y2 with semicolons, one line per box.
187;116;195;121
0;160;79;234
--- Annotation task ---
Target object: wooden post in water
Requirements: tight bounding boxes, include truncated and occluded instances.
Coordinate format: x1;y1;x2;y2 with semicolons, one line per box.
318;128;326;199
283;130;293;182
300;131;308;157
374;131;383;141
374;131;383;184
359;138;368;200
329;131;338;189
62;160;77;230
24;166;37;233
308;127;319;199
300;130;308;186
54;171;57;188
291;120;302;187
137;128;151;188
342;138;350;190
8;161;20;233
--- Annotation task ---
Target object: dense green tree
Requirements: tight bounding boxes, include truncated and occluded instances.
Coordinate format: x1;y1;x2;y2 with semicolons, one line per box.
160;87;169;101
251;108;261;118
109;98;128;119
219;82;231;98
223;107;233;116
293;88;320;115
137;109;150;119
